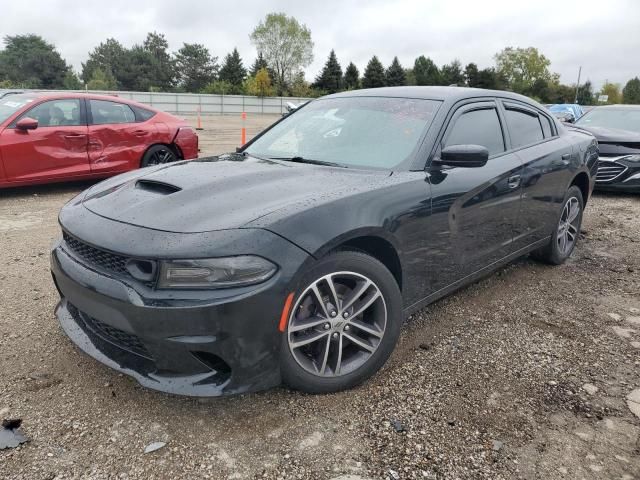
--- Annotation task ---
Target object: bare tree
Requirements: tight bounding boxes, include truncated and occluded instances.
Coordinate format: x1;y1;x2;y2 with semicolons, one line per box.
250;13;313;94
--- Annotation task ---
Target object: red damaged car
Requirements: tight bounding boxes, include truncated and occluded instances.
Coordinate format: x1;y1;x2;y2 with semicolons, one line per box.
0;93;198;188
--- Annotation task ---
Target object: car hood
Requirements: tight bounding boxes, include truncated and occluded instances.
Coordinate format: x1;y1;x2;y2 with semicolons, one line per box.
572;125;640;156
573;125;640;143
81;154;390;233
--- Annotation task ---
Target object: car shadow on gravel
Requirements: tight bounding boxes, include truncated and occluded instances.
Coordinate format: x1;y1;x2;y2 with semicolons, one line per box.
0;180;98;199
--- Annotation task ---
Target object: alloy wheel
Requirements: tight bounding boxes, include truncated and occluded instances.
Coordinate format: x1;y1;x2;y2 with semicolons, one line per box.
287;272;387;377
557;196;580;255
147;148;176;166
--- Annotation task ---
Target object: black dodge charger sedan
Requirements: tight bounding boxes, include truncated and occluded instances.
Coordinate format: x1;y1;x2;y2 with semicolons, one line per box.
573;104;640;192
51;87;598;396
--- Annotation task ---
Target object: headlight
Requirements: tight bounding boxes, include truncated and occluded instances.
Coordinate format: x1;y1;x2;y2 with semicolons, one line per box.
157;256;277;289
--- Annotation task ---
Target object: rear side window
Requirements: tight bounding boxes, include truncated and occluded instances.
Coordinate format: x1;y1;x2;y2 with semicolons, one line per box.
90;99;136;125
131;105;156;122
505;108;544;148
541;115;553;138
444;108;505;156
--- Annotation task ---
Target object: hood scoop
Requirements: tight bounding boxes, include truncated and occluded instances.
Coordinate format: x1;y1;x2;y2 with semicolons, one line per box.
135;179;182;195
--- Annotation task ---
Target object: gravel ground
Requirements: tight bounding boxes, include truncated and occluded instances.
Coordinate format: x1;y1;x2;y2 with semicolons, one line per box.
0;143;639;479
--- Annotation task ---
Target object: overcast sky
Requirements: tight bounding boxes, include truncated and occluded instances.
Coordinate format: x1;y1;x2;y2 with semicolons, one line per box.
2;0;638;90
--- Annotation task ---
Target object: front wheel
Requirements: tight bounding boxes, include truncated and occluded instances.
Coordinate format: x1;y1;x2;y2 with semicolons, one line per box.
280;250;402;394
141;145;177;168
532;185;584;265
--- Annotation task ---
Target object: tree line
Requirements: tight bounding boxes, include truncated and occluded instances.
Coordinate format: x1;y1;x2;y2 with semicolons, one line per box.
1;12;639;105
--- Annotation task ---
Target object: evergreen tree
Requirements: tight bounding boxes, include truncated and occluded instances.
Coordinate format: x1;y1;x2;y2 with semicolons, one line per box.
622;77;640;104
413;56;440;85
250;52;268;77
142;32;175;90
83;33;175;92
362;56;385;88
576;80;594;105
440;59;464;85
86;67;117;90
476;67;507;90
343;62;360;90
385;56;406;86
289;71;313;97
313;50;343;93
81;38;129;88
63;70;82;89
218;48;247;93
174;43;217;92
0;34;70;88
464;63;480;87
404;68;416;86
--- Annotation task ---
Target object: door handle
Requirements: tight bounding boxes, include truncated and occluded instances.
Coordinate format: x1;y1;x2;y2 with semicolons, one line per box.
64;133;86;139
507;175;521;189
561;153;571;160
133;130;148;136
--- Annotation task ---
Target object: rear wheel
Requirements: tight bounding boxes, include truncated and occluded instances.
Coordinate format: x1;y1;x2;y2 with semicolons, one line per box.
531;185;584;265
280;251;402;394
141;145;177;168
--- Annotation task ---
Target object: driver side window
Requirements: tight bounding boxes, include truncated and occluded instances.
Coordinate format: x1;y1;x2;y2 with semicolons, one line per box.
18;99;82;127
444;107;505;157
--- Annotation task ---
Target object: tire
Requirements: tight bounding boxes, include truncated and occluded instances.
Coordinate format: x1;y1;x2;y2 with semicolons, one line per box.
531;185;584;265
140;145;178;168
280;250;403;394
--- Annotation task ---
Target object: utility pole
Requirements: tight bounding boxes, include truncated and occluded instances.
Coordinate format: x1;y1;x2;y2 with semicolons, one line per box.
574;66;582;104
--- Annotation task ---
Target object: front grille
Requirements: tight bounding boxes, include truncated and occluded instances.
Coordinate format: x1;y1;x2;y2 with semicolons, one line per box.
62;232;155;286
596;162;627;182
68;303;152;359
63;232;129;275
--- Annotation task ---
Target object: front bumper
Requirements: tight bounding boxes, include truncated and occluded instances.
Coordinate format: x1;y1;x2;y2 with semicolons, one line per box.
594;156;640;193
51;217;309;396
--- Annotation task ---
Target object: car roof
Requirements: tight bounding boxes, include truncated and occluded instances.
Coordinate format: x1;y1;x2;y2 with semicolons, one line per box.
7;91;158;111
324;86;538;104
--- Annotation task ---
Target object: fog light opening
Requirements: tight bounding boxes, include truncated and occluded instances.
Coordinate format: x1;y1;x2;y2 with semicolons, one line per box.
191;351;232;386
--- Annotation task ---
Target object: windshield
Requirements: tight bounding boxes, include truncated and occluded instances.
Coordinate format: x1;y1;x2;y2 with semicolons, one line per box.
245;96;440;169
575;108;640;133
0;94;37;124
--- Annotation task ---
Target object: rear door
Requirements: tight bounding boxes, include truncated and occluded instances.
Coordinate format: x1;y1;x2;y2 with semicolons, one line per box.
500;101;574;250
0;98;89;182
425;100;523;291
87;99;149;173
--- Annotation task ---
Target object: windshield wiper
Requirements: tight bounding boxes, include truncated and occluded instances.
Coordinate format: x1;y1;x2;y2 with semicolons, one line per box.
267;156;347;168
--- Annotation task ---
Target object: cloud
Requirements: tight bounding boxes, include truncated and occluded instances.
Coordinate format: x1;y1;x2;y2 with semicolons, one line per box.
2;0;638;90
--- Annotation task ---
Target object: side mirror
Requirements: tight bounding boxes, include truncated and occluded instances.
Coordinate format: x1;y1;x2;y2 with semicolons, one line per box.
16;117;38;131
436;144;489;168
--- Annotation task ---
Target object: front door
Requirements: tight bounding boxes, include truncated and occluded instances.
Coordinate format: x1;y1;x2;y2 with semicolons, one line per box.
424;100;523;293
0;98;89;182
